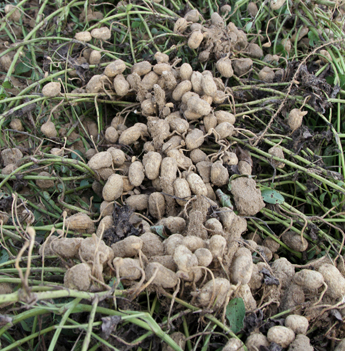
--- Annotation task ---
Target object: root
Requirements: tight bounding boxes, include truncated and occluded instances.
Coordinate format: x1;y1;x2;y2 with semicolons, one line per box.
131;266;159;299
15;227;36;301
313;281;328;306
129;266;146;299
167;278;181;326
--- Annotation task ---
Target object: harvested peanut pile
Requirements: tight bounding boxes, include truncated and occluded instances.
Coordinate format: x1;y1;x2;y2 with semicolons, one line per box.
1;1;345;350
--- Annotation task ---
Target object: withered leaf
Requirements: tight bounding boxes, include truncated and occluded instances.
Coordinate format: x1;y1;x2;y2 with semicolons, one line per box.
103;204;141;246
236;146;253;167
330;309;343;322
259;318;285;334
260;267;279;286
268;342;283;351
0;315;12;327
243;310;264;334
101;315;122;340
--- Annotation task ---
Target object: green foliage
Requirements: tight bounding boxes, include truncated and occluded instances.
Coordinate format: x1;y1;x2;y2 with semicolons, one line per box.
261;188;285;204
14;52;32;75
150;225;168;238
1;81;13;89
308;31;320;46
216;189;233;209
226;298;246;334
0;249;9;264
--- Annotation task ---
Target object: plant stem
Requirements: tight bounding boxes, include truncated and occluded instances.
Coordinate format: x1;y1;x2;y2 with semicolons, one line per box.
48;297;82;351
81;296;99;351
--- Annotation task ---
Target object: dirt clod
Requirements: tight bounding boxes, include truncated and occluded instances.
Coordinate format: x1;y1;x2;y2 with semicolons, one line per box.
230;177;265;215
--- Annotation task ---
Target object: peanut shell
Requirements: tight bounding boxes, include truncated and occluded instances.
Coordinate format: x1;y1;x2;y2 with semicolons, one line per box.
91;27;111;40
102;174;124;201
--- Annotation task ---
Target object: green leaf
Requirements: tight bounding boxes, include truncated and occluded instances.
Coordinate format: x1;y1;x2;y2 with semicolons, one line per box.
319;192;326;204
275;44;285;55
80;179;89;187
132;21;142;28
71;149;85;161
226;298;245;334
33;210;42;221
284;5;292;15
15;62;32;75
2;81;13;89
154;300;161;314
308;31;320;46
92;194;102;203
215;189;233;209
331;193;340;207
20;317;35;332
150;225;168;239
0;249;9;264
338;74;345;89
245;21;253;32
108;277;124;290
322;145;336;166
42;191;51;201
326;76;334;85
60;165;68;173
261;188;285;204
308;249;316;260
